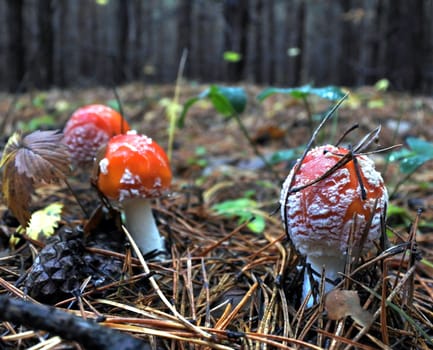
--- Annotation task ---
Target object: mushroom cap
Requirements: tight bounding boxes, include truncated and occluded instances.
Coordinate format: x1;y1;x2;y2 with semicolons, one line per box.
280;144;388;258
63;104;130;164
97;131;172;201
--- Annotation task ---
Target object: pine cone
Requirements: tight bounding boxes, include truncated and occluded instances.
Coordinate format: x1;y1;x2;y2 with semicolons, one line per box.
23;227;85;303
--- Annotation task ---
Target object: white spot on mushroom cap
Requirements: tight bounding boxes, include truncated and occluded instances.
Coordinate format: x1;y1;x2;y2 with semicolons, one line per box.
107;133;155;156
97;132;171;202
99;158;109;175
280;144;388;258
115;168;167;202
356;156;383;188
120;168;139;185
63;124;110;164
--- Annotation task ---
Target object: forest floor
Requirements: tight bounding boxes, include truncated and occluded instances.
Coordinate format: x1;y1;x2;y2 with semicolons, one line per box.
0;82;433;349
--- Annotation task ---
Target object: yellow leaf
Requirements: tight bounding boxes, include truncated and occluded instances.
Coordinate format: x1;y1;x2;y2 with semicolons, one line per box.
340;89;361;109
0;132;20;168
9;226;26;249
26;203;63;241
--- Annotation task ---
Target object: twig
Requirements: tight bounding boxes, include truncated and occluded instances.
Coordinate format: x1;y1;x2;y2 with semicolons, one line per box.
282;93;348;236
301;95;314;135
167;48;188;161
0;295;148;350
231;111;280;181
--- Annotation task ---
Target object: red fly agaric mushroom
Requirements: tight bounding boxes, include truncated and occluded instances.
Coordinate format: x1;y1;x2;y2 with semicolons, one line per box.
96;131;172;258
63;104;130;165
280;144;387;304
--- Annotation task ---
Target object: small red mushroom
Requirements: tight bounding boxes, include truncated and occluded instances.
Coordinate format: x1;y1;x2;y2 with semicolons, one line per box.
96;131;172;258
63;104;130;165
280;144;388;304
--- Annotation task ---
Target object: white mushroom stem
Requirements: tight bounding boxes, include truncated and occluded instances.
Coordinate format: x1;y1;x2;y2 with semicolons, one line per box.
303;254;347;307
122;198;165;258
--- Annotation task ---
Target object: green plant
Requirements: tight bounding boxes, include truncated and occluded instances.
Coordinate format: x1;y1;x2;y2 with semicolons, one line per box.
179;85;279;177
388;137;433;196
31;93;48;109
267;146;304;165
165;49;188;161
257;84;345;134
223;51;242;62
374;78;390;92
179;85;247;127
17;115;56;132
212;197;267;234
106;98;121;112
187;146;208;168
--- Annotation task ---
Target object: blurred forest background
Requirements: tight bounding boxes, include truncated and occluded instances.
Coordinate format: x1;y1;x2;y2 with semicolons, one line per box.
1;0;432;93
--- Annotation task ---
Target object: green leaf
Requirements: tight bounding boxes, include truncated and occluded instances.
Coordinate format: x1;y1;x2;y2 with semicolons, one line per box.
178;85;247;128
178;97;200;128
406;137;433;153
106;99;121;111
374;78;390;91
386;203;412;226
195;146;207;157
257;84;345;102
247;216;266;233
268;147;303;165
32;93;47;108
367;99;385;109
209;86;247;115
207;86;235;117
389;137;433;174
17;115;56;132
223;51;242;62
187;146;208;167
212;198;266;233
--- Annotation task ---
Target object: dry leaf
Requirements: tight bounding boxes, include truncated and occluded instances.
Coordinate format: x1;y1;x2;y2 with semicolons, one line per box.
325;289;373;327
0;130;71;226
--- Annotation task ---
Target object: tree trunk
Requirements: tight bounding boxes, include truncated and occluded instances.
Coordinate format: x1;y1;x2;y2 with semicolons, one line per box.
116;0;128;83
223;0;250;82
177;0;193;77
37;0;54;88
5;0;25;91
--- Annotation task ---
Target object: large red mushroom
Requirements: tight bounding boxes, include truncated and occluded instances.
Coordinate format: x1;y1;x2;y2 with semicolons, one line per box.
280;144;388;305
96;131;172;258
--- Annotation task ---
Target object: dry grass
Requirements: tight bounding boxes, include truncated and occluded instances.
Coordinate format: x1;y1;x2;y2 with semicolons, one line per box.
1;176;432;349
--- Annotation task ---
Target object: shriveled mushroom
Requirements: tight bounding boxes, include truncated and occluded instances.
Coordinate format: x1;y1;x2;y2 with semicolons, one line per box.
63;104;130;166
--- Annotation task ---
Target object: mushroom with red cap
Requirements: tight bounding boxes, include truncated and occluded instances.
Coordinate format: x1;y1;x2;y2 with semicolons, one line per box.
96;131;172;258
280;144;388;305
63;104;130;165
